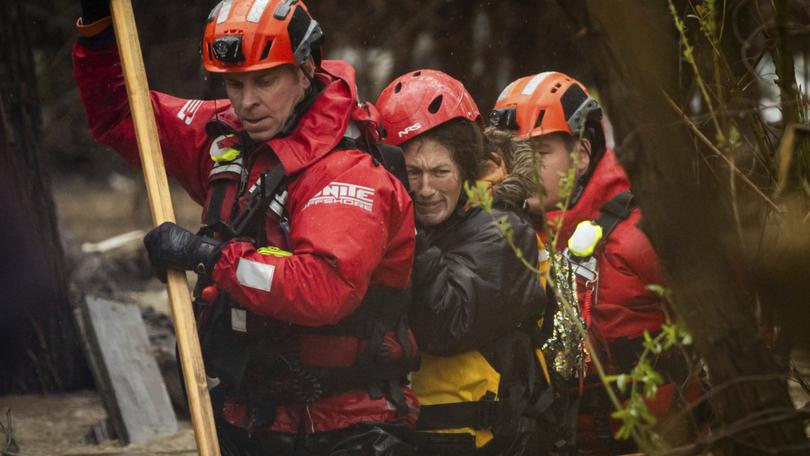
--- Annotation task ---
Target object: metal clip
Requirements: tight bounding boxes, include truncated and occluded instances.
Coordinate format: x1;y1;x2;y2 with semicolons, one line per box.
273;0;298;20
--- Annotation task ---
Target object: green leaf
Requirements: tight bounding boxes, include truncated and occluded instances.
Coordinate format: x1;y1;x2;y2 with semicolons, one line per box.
616;374;630;393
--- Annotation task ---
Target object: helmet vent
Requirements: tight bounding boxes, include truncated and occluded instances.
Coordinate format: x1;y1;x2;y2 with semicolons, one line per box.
287;7;311;58
535;110;546;129
413;71;421;77
394;82;402;93
428;95;443;114
561;84;588;121
260;40;274;60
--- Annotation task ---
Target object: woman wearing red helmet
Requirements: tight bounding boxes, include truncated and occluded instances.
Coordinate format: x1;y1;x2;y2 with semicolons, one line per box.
377;70;550;455
74;0;420;454
492;72;693;455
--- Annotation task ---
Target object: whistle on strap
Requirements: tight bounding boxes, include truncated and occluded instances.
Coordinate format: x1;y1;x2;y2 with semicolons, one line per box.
567;221;603;258
565;221;601;282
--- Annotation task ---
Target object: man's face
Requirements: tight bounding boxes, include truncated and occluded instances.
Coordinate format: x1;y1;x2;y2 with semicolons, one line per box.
223;64;310;142
526;133;590;213
403;138;463;227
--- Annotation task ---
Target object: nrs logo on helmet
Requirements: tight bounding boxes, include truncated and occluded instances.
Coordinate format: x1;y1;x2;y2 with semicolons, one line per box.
398;123;423;138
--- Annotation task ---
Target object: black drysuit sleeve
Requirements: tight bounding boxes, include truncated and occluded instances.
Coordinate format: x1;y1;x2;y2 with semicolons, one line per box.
410;208;546;355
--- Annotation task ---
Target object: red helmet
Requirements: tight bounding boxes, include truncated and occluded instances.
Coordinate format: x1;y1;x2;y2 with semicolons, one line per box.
202;0;323;73
490;71;602;139
376;70;480;146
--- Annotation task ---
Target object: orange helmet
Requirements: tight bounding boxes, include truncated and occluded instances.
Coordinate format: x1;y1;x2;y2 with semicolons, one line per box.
376;70;480;146
202;0;324;73
490;71;602;139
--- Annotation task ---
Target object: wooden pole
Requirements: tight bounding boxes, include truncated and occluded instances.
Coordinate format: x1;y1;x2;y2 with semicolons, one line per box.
109;1;220;454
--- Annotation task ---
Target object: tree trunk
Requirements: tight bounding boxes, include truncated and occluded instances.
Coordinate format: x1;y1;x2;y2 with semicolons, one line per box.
559;0;808;453
0;2;91;393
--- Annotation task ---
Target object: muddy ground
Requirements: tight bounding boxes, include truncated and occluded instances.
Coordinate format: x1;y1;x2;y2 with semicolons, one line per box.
0;393;195;456
0;174;199;456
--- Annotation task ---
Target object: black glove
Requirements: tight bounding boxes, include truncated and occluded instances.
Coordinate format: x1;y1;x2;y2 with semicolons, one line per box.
80;0;110;23
143;222;221;282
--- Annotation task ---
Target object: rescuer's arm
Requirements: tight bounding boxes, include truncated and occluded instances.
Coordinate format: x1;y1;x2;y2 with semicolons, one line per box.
72;1;221;204
211;154;414;327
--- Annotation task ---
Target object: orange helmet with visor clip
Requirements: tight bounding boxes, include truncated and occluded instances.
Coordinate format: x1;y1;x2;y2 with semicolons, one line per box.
202;0;323;73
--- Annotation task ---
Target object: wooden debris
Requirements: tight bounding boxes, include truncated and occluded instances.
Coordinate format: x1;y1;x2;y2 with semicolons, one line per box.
78;296;178;444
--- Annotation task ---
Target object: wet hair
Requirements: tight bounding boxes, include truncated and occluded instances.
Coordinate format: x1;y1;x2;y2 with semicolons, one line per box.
484;126;538;208
403;118;485;184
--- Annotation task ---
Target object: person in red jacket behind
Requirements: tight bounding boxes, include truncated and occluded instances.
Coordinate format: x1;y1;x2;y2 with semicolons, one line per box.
74;1;418;454
491;72;692;454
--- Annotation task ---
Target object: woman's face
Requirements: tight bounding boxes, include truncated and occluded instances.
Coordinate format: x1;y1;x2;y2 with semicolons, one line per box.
403;138;463;226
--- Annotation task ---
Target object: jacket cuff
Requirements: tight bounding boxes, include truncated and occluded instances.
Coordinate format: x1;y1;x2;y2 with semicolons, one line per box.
77;16;111;37
76;16;115;49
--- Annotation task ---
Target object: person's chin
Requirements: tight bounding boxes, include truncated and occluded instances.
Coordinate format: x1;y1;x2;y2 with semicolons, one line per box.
242;122;279;142
417;209;449;227
245;125;278;143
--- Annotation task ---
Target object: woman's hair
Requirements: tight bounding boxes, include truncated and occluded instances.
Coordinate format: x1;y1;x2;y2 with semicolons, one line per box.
484;126;539;208
403;118;486;183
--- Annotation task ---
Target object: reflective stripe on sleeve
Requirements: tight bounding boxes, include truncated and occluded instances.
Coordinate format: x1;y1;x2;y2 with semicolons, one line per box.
236;258;276;292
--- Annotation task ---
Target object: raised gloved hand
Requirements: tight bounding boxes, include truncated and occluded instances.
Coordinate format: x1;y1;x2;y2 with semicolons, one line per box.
79;0;110;23
143;222;221;281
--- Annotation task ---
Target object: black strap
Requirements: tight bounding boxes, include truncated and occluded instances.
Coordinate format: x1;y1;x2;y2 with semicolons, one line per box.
335;137;410;193
416;401;506;431
593;191;634;240
296;286;411;337
228;164;286;239
374;143;410;192
204;180;230;227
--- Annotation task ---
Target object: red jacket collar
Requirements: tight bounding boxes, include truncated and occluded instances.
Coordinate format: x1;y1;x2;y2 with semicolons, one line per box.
545;148;631;249
268;60;358;175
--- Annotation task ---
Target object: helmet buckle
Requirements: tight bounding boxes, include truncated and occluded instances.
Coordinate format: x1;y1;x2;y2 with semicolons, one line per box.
488;108;519;131
273;0;299;20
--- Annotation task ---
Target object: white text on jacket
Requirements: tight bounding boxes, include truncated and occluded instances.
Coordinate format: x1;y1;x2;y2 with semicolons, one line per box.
304;182;375;213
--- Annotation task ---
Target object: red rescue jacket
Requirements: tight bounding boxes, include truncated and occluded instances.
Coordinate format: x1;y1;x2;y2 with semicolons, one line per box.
544;149;690;452
73;42;417;434
545;149;666;352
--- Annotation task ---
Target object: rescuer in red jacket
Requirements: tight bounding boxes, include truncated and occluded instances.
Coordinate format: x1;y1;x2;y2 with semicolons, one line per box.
74;1;418;454
492;72;688;455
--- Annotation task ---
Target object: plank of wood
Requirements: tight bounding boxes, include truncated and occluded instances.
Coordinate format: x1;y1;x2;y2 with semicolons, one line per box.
81;296;178;444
